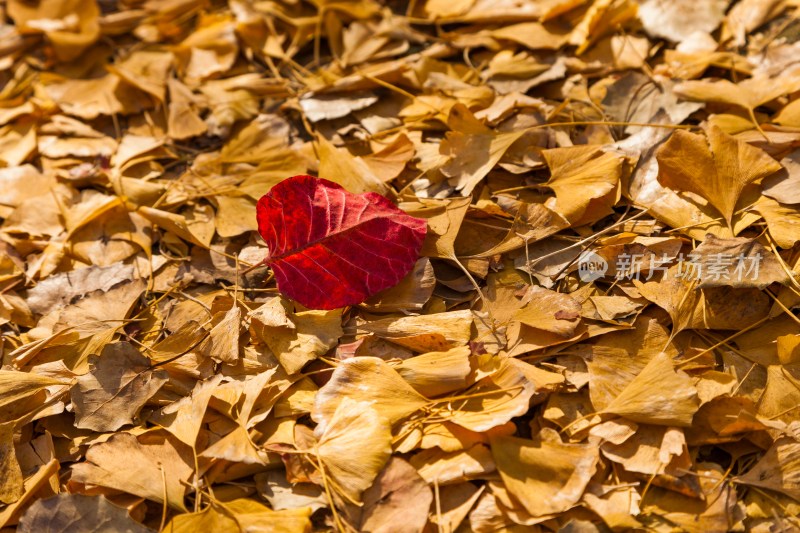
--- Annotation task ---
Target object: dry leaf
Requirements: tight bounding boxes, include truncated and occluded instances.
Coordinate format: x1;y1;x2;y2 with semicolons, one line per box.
354;457;432;533
313;357;429;433
491;429;598;517
314;398;393;502
513;285;582;337
656;126;782;228
72;342;168;432
543;145;623;225
164;498;312;533
71;432;194;511
601;352;700;427
18;494;151;533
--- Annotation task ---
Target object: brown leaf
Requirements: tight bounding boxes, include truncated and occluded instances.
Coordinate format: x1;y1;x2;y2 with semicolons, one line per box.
18;494;151;533
164;498;312;533
70;432;194;511
251;299;342;374
440;105;526;195
761;149;800;205
690;234;790;288
72;342;167;432
314;398;393;502
543;145;624;225
736;438;800;500
0;422;23;505
355;457;432;533
313;357;429;432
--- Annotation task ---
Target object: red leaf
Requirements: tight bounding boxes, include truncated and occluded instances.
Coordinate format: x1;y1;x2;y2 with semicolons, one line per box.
256;175;427;310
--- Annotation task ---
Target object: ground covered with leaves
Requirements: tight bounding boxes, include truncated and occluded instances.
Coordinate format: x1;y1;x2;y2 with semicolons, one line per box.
2;0;800;531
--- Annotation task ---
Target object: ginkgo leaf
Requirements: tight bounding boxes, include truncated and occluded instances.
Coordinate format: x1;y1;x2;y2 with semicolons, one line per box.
690;234;790;288
312;357;429;433
394;346;472;398
18;494;152;533
543;145;623;225
440;105;525;195
601;352;700;427
656;125;781;228
755;196;800;249
439;357;545;433
71;342;168;432
165;498;312;533
674;76;800;128
405;196;471;260
316;135;387;194
315;398;393;502
250;297;343;374
71;432;194;511
735;438;800;500
490;429;598;517
356;457;433;533
355;310;473;352
634;265;771;332
151;375;223;447
513;285;582;337
257;175;427;310
0;423;22;504
410;444;496;486
0;371;71;422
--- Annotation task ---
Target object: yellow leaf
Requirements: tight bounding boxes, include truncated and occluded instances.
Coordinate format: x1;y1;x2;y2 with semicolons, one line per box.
316;135;387;194
315;398;392;502
656;125;781;227
490;429;598;517
601;352;700;426
543;145;623;225
513;285;582;337
313;357;429;431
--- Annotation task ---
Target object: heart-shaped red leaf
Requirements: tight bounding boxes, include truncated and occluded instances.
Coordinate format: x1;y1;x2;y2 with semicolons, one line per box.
256;175;427;310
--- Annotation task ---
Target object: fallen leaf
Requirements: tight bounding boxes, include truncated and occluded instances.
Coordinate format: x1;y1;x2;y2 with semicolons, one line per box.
17;493;151;533
8;0;100;61
761;148;800;205
70;432;194;511
690;234;790;288
736;438;800;500
543;145;624;225
411;444;496;485
316;135;387;194
601;352;700;427
354;457;432;533
356;309;473;352
394;346;472;398
313;398;392;502
0;423;23;504
164;498;312;533
513;285;582;337
638;0;727;42
71;342;168;432
251;298;342;374
440;105;525;195
257;175;427;309
656;125;782;228
312;357;429;433
490;429;598;517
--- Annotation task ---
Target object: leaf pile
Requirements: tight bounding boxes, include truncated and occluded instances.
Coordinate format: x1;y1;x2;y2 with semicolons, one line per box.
2;0;800;531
